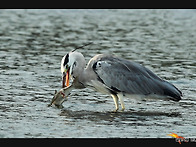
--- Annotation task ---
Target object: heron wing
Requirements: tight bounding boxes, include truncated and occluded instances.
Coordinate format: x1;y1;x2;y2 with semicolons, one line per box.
92;55;181;99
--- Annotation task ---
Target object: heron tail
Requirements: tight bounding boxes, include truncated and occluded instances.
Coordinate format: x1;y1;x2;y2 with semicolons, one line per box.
163;81;182;102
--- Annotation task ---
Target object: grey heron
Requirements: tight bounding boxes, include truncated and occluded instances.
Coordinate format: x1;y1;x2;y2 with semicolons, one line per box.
57;50;182;112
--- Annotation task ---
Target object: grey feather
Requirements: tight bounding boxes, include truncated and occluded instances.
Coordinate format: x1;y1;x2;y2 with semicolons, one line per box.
91;54;182;101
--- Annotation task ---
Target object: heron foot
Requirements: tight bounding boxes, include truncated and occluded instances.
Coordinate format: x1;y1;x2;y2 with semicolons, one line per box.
112;108;119;113
112;108;125;113
121;107;125;112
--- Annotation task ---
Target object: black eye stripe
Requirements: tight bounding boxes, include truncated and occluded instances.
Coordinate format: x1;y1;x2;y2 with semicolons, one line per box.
63;54;69;66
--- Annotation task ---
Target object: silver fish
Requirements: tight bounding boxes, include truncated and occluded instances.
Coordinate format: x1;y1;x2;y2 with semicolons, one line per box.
48;85;74;108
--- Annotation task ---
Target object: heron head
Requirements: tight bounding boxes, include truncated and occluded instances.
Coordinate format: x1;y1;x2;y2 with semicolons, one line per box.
61;51;85;88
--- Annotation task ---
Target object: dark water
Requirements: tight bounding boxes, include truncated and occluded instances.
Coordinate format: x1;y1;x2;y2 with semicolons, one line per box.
0;9;195;138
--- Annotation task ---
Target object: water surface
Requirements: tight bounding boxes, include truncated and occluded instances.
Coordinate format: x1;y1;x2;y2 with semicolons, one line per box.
0;9;195;138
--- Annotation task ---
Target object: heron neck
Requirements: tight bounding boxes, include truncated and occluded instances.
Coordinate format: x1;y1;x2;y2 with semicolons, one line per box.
77;66;97;89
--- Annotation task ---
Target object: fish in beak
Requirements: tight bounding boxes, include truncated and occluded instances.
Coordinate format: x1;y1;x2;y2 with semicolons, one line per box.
48;90;66;109
48;84;74;108
62;68;70;88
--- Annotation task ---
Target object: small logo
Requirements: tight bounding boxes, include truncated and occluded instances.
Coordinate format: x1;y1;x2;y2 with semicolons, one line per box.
167;132;186;144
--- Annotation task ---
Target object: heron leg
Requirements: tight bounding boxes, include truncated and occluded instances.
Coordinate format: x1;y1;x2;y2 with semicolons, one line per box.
111;94;119;112
117;93;125;111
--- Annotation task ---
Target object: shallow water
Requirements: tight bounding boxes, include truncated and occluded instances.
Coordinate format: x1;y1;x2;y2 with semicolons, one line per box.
0;9;196;138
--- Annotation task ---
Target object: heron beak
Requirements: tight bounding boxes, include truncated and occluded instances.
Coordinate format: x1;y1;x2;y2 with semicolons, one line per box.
62;68;70;88
66;68;70;87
